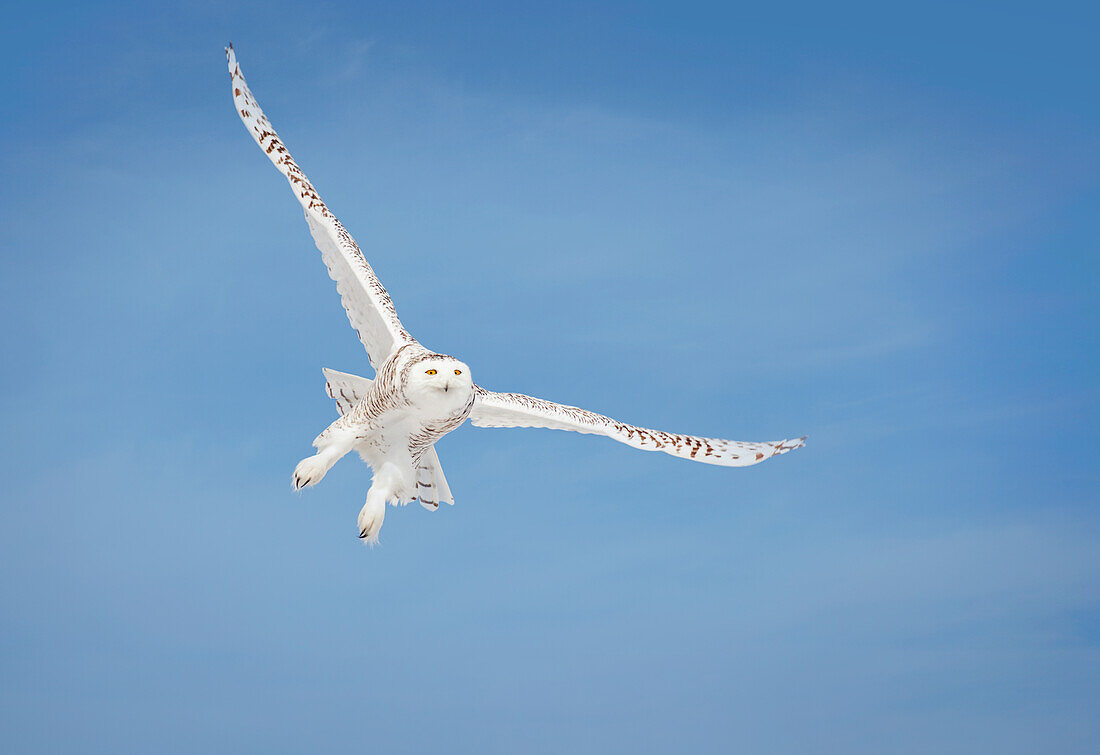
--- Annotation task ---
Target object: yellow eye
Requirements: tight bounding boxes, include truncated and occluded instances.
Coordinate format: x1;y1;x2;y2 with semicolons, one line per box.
425;369;437;375
454;369;462;375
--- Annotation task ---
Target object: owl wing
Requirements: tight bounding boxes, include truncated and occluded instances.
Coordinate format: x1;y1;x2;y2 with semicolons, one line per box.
469;386;805;467
227;45;415;370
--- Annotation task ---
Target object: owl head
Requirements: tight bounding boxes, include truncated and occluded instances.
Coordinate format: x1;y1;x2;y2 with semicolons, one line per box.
405;354;474;408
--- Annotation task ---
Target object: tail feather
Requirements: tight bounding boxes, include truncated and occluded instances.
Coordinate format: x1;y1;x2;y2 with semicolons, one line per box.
416;445;454;511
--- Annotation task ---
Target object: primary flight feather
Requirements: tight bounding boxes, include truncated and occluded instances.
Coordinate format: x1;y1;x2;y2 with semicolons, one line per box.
226;45;804;543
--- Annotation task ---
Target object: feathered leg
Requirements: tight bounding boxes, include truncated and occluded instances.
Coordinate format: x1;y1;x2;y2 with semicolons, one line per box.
292;418;358;490
357;462;405;544
357;483;387;544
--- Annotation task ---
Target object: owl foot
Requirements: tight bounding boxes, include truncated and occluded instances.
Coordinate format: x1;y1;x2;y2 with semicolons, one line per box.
292;454;331;490
357;494;386;545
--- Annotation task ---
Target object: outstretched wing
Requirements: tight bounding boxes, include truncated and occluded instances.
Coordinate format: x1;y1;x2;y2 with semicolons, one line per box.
227;45;415;369
470;386;805;467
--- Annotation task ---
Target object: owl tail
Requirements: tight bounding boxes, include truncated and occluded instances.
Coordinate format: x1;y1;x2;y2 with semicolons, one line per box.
321;367;455;511
414;445;454;510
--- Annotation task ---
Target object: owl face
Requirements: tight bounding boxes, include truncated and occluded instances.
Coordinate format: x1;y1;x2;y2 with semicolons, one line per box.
405;355;473;409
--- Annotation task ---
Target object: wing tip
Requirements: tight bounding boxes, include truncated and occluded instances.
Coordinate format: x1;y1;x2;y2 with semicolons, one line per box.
771;435;807;457
321;367;366;382
226;43;240;80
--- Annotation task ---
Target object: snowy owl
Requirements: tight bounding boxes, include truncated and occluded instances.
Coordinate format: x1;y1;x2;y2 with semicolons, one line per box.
226;45;805;543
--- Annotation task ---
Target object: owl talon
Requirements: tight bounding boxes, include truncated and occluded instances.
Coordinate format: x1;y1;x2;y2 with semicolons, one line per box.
357;495;385;544
292;453;333;490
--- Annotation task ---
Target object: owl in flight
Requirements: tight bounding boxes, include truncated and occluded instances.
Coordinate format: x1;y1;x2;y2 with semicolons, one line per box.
226;45;805;543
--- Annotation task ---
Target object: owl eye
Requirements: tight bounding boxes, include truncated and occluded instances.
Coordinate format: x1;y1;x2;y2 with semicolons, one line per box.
425;369;437;375
454;369;462;375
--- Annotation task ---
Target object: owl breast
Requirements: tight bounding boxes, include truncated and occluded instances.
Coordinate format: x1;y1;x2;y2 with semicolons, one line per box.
404;385;475;462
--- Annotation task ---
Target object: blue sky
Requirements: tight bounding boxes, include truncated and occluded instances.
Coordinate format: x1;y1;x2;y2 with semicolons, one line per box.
2;1;1098;752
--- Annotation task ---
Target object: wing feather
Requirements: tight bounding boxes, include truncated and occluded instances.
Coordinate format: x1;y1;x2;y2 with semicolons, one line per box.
227;45;414;369
470;386;805;468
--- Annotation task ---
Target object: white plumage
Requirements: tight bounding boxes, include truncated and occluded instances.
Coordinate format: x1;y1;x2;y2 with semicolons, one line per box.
227;45;805;544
